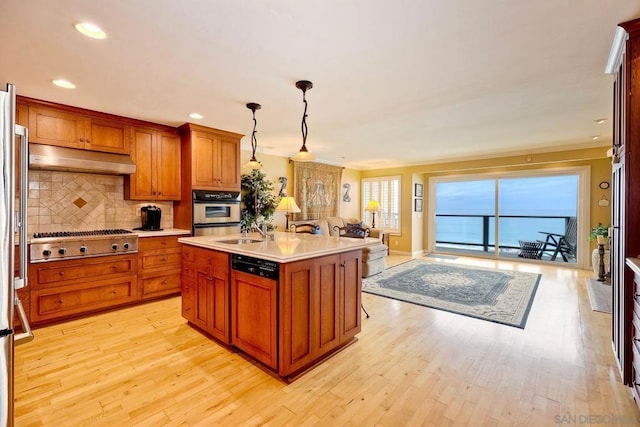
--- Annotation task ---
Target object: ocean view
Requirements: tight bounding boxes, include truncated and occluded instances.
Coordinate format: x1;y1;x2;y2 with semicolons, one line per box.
434;175;578;251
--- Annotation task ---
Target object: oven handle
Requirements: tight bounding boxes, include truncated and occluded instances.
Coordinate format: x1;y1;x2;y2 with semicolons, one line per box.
193;222;241;228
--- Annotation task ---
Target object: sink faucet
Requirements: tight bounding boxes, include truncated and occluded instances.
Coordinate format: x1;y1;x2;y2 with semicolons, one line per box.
250;222;274;241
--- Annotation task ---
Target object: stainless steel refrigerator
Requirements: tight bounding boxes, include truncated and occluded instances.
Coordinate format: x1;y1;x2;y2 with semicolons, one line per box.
1;83;33;427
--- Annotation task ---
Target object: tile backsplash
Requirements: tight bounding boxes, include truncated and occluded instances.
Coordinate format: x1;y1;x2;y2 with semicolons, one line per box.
28;170;174;233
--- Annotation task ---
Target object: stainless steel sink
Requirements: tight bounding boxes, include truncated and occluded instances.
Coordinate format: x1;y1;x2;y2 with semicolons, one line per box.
217;238;263;245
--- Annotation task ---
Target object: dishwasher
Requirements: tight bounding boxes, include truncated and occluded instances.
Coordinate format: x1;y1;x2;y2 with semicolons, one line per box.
230;254;279;369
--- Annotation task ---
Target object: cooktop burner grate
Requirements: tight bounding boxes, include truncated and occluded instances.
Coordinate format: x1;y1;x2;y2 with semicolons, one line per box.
33;229;133;239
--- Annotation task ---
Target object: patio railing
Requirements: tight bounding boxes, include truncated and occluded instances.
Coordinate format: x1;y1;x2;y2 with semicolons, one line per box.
435;214;574;253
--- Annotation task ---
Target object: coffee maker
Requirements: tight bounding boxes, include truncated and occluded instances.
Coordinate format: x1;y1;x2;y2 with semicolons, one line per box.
140;205;162;230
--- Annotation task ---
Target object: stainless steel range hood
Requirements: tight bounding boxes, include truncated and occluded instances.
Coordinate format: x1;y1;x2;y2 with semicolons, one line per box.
28;143;136;175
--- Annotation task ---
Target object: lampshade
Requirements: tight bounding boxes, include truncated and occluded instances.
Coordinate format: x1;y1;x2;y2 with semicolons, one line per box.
275;196;301;213
365;200;380;211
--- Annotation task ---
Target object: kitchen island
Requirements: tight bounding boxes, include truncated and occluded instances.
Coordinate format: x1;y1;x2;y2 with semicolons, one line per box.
178;232;378;379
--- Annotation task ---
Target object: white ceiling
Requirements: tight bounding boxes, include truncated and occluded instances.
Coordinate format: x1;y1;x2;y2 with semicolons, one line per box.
1;1;639;170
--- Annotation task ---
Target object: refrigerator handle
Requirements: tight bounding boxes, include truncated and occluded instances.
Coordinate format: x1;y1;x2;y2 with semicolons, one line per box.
14;124;28;290
13;297;33;344
13;123;33;343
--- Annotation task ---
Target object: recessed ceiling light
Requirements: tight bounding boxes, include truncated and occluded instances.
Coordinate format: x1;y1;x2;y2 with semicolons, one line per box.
591;135;600;140
74;22;106;39
189;113;203;119
52;79;76;89
595;118;606;124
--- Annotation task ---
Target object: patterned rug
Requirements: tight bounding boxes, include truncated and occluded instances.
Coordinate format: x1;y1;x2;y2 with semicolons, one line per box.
362;259;541;328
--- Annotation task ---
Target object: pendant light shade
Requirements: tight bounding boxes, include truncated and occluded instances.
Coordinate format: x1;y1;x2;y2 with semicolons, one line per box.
244;102;262;170
292;80;315;162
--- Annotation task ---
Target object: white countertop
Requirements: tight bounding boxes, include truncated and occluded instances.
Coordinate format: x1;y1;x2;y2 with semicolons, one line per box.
134;228;191;238
627;258;640;274
178;231;379;263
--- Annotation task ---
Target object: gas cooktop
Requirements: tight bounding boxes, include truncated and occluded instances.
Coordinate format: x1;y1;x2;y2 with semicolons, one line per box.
30;229;138;263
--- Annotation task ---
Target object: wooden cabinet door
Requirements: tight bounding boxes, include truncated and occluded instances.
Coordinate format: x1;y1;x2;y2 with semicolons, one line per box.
280;258;315;375
181;261;196;322
279;255;341;376
191;248;230;343
192;131;217;188
16;103;28;127
86;117;129;154
127;127;155;199
156;131;181;200
216;136;240;190
28;106;86;149
231;270;278;369
340;250;362;343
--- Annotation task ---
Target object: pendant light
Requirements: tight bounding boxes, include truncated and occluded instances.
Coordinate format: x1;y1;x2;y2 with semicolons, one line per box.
292;80;315;162
244;102;262;170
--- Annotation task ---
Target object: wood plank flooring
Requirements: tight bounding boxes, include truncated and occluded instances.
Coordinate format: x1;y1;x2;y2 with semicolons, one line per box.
14;255;640;426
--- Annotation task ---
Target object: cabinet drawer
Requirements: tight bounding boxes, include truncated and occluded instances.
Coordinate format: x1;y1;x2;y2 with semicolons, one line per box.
31;274;137;323
140;273;181;299
140;249;182;271
139;236;181;251
30;255;136;288
192;246;229;271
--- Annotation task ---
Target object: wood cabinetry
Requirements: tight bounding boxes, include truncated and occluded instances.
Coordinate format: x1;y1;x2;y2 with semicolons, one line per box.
179;123;241;191
180;243;363;379
28;254;138;324
137;236;182;300
231;270;278;369
279;250;362;377
181;245;230;343
125;126;181;201
28;105;130;154
608;18;640;392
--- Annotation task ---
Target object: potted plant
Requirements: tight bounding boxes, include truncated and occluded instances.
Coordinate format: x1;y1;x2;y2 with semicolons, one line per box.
589;222;610;244
240;169;279;231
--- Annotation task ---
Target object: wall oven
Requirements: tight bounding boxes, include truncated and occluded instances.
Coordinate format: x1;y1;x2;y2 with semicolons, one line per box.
192;190;241;236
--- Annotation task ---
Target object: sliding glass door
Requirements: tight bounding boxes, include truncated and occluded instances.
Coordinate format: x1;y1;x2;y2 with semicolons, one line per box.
434;180;495;254
431;169;585;265
497;176;578;259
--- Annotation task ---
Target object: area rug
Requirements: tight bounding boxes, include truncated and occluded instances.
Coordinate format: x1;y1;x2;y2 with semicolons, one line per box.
362;259;541;328
585;277;612;313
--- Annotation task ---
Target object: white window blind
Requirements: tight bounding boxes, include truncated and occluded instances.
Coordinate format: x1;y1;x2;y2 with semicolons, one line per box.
362;175;401;232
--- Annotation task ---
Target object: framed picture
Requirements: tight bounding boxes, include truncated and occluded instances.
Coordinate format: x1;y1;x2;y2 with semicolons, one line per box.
414;183;423;197
414;198;423;212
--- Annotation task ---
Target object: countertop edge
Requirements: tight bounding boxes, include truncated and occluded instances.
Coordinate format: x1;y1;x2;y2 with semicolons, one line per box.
135;229;191;238
626;257;640;275
178;233;379;263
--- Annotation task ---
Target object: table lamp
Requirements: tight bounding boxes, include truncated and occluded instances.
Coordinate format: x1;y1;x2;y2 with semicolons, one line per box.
275;196;301;231
365;200;380;228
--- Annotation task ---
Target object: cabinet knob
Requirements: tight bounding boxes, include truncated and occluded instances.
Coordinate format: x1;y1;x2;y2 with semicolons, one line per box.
86;139;91;144
59;299;64;303
160;258;168;262
112;290;117;294
58;271;65;276
111;265;118;269
162;280;168;285
161;241;168;245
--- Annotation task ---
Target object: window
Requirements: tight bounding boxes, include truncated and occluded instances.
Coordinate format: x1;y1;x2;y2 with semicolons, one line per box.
429;166;589;268
362;175;401;232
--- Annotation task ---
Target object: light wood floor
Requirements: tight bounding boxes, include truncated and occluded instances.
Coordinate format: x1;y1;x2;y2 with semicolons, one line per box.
14;255;639;426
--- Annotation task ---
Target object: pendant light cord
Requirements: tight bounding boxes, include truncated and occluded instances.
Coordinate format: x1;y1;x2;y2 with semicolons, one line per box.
251;109;258;157
300;90;309;151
